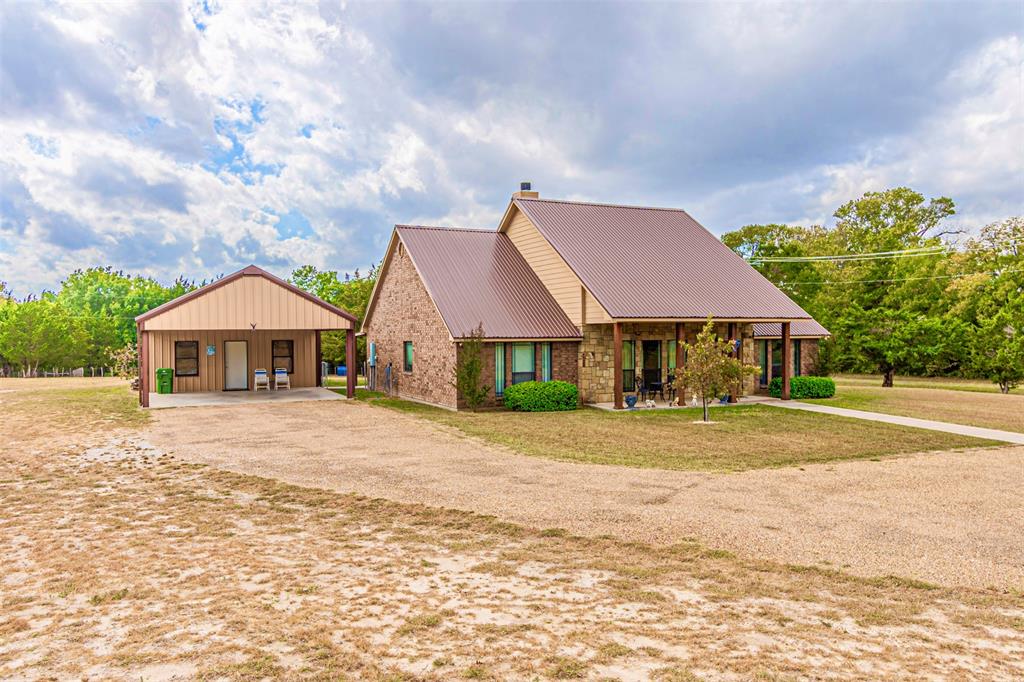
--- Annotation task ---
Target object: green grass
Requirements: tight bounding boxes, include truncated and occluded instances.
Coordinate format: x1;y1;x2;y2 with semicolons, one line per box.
354;392;996;472
833;373;1021;395
823;380;1024;433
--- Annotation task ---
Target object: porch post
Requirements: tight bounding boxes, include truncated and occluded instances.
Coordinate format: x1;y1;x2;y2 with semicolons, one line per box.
782;321;792;400
315;331;322;387
345;329;356;399
727;322;739;403
675;322;684;406
138;324;149;408
613;321;623;409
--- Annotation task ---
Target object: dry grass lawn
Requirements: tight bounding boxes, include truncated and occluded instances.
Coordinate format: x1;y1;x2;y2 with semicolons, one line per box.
834;373;1022;394
827;377;1024;433
2;380;1023;680
363;395;995;471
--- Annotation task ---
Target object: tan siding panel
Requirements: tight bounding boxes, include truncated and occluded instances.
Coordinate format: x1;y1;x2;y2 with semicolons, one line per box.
144;274;352;331
147;329;320;393
504;209;607;326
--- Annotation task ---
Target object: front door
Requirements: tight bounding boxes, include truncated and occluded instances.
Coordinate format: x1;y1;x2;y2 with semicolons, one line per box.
642;340;661;387
224;341;248;390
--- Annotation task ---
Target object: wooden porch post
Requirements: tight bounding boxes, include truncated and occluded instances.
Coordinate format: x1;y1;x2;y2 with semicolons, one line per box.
315;331;322;387
345;330;356;399
613;321;623;409
675;322;685;406
781;321;792;401
138;324;149;408
728;322;738;403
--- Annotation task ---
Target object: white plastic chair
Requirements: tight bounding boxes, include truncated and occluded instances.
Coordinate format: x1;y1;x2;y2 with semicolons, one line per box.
274;367;290;390
253;368;269;391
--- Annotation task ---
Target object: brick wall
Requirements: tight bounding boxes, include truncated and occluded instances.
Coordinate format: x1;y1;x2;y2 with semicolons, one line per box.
458;340;579;409
364;241;457;408
579;321;756;403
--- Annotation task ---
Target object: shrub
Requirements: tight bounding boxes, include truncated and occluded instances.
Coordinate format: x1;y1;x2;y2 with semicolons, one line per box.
768;375;836;399
503;380;578;412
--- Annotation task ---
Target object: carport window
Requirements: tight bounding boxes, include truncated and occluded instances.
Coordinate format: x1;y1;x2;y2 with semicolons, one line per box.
404;341;413;372
174;341;199;377
272;340;294;374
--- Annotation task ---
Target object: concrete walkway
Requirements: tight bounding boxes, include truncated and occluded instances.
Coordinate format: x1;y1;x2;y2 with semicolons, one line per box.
148;387;343;409
768;399;1024;445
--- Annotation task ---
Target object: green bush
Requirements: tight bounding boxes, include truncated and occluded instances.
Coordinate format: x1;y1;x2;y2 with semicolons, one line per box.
503;380;578;412
768;375;836;399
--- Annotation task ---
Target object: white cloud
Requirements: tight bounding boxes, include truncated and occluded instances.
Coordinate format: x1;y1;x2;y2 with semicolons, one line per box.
0;1;1020;296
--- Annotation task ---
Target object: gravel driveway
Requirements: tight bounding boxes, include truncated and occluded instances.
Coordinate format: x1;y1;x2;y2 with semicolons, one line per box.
146;400;1024;589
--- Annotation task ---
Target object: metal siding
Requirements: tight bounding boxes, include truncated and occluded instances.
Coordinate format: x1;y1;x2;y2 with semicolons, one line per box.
514;198;813;320
395;226;582;340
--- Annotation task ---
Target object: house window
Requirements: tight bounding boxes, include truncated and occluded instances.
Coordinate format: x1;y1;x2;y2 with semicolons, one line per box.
540;343;552;381
793;339;802;377
174;341;199;377
511;342;535;385
403;341;413;372
622;340;635;392
494;343;505;396
272;340;294;374
668;340;676;371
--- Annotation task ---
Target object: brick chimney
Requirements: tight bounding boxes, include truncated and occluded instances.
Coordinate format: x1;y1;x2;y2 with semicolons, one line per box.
512;181;539;199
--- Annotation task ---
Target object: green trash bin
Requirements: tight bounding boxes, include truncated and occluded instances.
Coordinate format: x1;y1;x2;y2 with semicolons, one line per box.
156;368;174;394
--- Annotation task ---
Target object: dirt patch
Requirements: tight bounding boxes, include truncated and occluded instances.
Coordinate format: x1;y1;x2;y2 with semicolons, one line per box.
147;400;1024;590
2;429;1022;680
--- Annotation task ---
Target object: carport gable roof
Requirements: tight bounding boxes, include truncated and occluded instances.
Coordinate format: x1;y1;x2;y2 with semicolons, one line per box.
365;225;581;340
135;265;357;328
507;197;813;321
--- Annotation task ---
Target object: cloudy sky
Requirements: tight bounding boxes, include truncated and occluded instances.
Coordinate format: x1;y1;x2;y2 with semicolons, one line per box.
1;0;1021;296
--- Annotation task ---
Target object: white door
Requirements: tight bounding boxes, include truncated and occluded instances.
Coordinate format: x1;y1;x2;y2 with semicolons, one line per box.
224;341;248;390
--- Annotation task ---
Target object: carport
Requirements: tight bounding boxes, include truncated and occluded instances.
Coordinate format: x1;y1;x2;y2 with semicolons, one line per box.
135;265;357;407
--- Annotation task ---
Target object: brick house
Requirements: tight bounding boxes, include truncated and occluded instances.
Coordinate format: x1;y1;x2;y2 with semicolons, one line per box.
362;187;828;410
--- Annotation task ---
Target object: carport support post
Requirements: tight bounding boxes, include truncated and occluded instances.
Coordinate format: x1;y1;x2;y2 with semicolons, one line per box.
138;323;149;408
782;321;792;401
345;330;356;399
613;321;623;410
315;331;322;387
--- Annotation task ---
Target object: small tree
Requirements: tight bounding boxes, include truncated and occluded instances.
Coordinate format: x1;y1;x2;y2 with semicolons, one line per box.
452;323;490;411
673;318;758;422
109;342;139;387
971;304;1024;394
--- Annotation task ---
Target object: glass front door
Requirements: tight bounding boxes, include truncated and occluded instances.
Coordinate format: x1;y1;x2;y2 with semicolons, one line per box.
642;340;661;387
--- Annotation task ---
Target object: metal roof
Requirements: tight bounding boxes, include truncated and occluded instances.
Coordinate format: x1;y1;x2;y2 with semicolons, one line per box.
396;226;582;340
512;198;813;320
753;319;830;338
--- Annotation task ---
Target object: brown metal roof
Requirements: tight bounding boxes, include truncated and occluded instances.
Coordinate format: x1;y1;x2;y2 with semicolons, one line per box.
135;264;358;325
753;319;830;338
511;198;812;320
396;225;581;340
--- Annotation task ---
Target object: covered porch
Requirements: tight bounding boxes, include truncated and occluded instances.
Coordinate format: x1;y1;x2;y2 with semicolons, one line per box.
601;319;800;410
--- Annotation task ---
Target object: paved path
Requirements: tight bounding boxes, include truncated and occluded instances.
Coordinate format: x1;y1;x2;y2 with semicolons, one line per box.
146;401;1024;589
769;399;1024;444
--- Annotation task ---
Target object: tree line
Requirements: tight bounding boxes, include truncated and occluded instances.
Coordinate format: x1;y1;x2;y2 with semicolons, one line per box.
2;187;1019;391
0;265;378;378
722;187;1023;392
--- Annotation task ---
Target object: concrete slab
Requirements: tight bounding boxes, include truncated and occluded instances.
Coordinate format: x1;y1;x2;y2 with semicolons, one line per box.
766;398;1024;445
148;387;343;409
